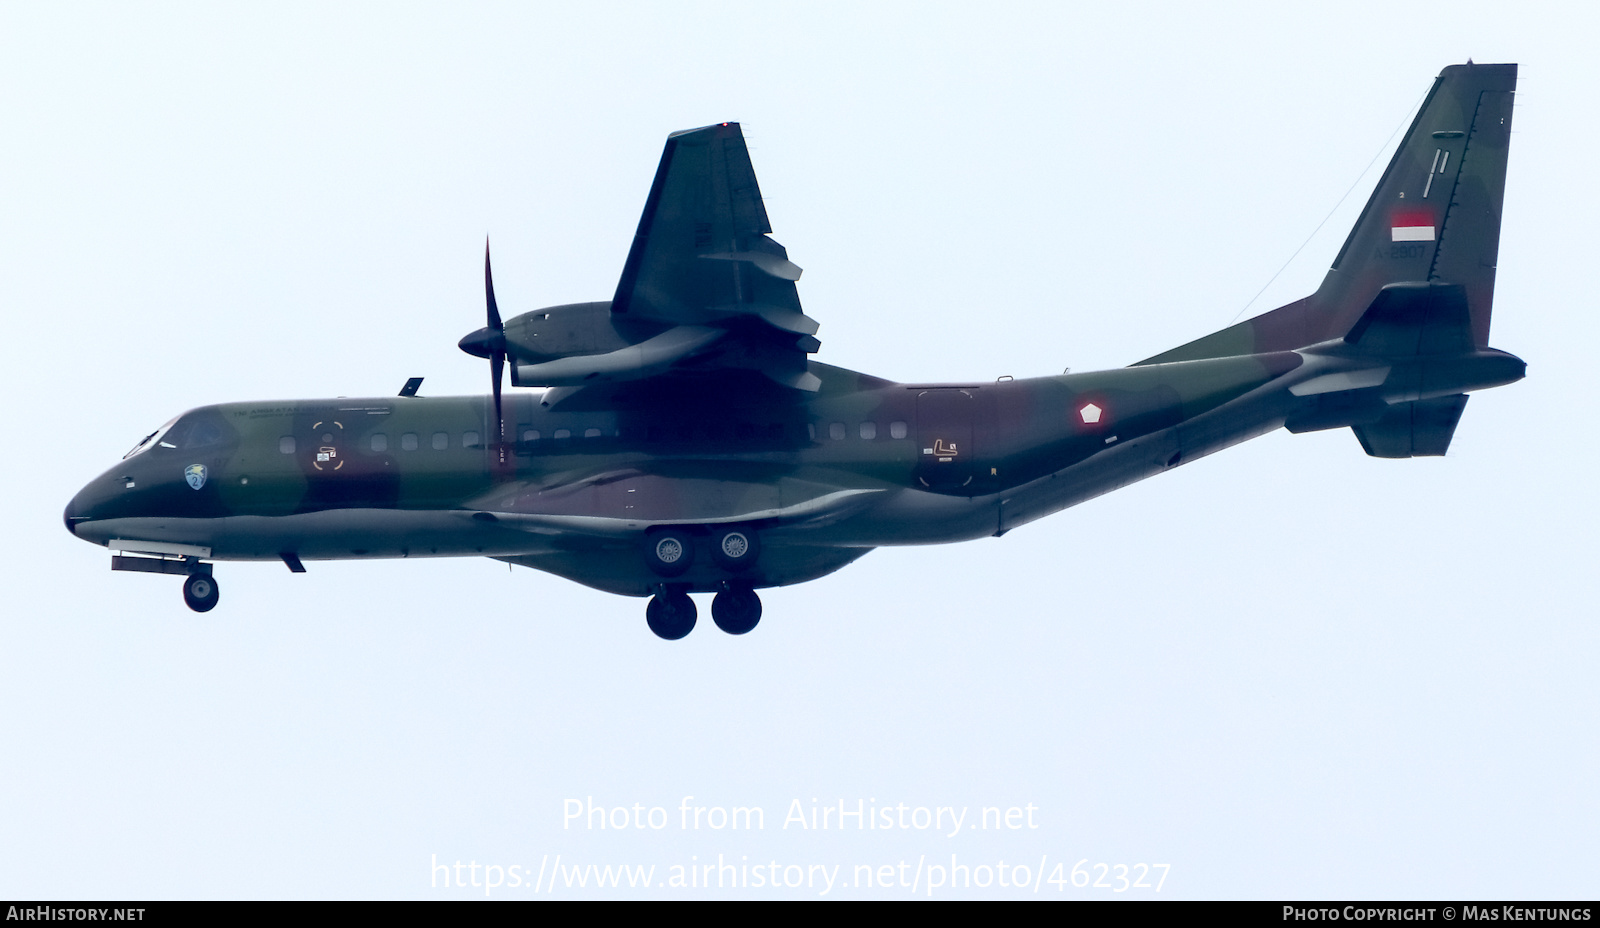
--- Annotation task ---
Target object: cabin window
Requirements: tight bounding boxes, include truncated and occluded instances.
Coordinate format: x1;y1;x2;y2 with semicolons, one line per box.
553;428;571;440
370;433;388;452
431;431;448;450
829;422;846;441
584;428;602;439
859;422;877;440
522;429;540;442
401;432;418;451
890;420;908;439
463;430;480;447
278;436;296;454
807;423;816;441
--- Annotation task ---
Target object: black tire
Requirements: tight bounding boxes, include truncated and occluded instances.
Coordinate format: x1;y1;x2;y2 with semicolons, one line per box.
643;529;694;577
183;573;219;613
711;587;762;635
710;527;760;572
645;591;697;640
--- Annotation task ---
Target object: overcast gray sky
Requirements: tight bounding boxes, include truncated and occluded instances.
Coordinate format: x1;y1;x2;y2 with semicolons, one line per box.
2;1;1595;899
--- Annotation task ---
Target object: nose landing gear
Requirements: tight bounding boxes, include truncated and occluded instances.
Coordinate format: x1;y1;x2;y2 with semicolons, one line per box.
111;552;220;613
182;572;220;612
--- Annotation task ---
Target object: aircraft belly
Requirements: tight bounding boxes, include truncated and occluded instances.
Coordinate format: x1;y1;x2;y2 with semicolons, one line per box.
499;543;873;598
795;489;1000;546
468;470;891;532
476;472;784;523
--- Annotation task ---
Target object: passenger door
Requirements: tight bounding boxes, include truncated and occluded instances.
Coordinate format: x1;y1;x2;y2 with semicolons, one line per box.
915;389;975;490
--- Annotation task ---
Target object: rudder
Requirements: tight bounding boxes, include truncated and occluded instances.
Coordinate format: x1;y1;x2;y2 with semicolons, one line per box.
1140;63;1516;365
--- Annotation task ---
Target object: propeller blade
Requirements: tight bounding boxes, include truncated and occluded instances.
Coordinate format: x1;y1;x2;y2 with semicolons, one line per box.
491;349;504;449
485;238;502;332
477;237;509;467
458;241;508;359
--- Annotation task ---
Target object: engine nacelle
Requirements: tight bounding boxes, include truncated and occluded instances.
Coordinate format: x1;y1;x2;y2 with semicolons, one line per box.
502;301;660;364
476;300;820;392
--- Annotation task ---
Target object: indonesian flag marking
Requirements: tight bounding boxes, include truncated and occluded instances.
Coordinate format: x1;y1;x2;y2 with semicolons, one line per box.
1391;208;1435;242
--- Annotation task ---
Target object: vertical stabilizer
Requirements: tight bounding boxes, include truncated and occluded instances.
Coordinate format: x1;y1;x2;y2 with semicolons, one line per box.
1140;63;1516;365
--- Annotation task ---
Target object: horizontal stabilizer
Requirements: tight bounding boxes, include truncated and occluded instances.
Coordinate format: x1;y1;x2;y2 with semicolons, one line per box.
1345;282;1473;356
1353;394;1468;457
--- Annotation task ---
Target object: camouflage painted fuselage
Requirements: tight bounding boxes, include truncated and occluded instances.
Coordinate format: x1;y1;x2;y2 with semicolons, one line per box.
64;341;1518;597
64;63;1527;603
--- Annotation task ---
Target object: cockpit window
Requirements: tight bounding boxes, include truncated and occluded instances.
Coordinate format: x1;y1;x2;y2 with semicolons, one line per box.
181;419;229;449
159;411;237;453
123;417;179;459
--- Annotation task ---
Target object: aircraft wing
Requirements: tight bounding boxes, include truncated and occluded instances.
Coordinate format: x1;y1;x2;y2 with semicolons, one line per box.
463;470;884;540
608;122;823;390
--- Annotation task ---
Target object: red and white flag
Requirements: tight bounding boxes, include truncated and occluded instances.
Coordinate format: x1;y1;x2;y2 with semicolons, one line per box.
1391;208;1435;242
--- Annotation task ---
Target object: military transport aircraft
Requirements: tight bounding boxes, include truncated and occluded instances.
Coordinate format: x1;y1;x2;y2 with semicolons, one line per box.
64;63;1524;639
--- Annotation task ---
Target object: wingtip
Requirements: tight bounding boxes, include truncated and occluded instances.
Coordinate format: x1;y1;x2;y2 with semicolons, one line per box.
668;121;742;140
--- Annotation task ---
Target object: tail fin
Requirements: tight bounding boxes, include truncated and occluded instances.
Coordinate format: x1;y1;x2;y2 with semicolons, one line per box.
1140;62;1516;365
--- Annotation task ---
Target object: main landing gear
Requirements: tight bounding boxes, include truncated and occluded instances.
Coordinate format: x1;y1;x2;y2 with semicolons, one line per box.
645;588;697;639
641;525;764;639
644;526;761;579
711;585;762;635
645;584;763;640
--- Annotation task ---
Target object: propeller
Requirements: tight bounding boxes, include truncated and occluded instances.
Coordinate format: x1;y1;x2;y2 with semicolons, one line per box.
457;239;508;464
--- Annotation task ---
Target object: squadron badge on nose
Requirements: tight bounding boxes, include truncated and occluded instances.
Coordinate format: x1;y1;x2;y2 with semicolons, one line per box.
184;464;208;490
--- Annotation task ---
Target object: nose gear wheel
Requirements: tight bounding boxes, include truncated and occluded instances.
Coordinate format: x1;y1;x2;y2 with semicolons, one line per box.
183;572;219;613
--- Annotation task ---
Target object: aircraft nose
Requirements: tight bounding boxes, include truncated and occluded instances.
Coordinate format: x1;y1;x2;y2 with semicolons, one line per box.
64;481;100;538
